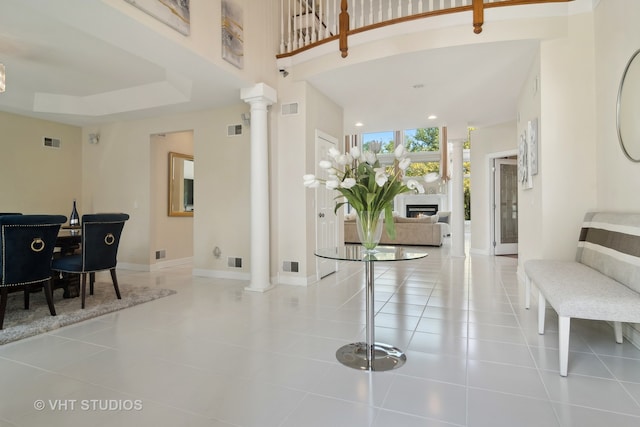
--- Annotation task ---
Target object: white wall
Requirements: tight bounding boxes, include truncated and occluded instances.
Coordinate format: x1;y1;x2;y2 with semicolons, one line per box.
593;0;640;346
82;103;253;273
0;111;82;217
469;121;517;255
276;79;343;285
150;131;194;267
516;11;598;273
594;1;640;211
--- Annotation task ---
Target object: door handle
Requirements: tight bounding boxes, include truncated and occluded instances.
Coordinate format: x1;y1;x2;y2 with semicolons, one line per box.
318;213;325;218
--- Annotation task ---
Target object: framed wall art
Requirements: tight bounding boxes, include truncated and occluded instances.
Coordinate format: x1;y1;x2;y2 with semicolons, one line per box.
528;118;539;175
222;0;244;69
125;0;190;35
518;130;533;190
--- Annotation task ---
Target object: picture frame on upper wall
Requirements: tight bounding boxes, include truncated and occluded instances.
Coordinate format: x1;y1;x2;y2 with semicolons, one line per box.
221;0;244;69
518;131;533;190
528;118;539;175
125;0;190;36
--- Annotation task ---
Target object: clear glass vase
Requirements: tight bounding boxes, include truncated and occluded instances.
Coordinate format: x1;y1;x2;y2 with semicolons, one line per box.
355;210;384;252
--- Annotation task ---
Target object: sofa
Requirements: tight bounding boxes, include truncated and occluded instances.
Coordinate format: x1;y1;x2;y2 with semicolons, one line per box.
344;214;443;246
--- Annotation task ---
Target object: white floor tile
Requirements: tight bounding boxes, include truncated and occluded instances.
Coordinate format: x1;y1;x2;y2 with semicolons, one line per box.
382;375;467;424
1;245;640;426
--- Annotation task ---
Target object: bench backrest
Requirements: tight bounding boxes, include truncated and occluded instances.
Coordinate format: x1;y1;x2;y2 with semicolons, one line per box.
577;212;640;294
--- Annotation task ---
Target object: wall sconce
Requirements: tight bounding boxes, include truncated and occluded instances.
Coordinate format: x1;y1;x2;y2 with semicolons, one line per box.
241;113;251;126
88;133;100;144
0;64;5;93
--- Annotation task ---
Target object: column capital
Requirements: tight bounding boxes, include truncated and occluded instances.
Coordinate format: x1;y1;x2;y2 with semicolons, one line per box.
241;83;277;106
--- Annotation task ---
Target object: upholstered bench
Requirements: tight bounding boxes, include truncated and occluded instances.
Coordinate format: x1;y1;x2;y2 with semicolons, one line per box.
524;212;640;376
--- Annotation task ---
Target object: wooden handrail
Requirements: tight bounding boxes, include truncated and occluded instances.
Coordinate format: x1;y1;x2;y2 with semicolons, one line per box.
276;0;572;60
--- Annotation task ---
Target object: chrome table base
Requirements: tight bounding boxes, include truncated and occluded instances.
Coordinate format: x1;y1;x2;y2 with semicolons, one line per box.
336;342;407;371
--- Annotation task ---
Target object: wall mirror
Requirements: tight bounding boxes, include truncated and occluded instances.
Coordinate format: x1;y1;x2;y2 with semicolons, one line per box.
617;48;640;162
168;152;194;216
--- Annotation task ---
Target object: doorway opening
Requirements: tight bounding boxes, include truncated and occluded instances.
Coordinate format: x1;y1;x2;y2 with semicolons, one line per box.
490;151;518;256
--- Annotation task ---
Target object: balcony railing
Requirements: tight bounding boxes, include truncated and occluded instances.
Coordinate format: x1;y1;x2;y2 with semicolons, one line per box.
277;0;572;59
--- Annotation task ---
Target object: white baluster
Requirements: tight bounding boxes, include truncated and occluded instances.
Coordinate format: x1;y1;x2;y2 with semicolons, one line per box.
292;0;297;50
305;0;310;45
318;0;329;40
359;0;364;28
287;0;291;51
297;0;304;49
333;0;338;36
311;0;317;42
350;0;355;29
397;0;402;19
440;0;444;11
387;0;392;19
429;0;434;13
378;0;382;22
408;0;413;16
419;0;423;13
280;0;285;53
368;0;373;25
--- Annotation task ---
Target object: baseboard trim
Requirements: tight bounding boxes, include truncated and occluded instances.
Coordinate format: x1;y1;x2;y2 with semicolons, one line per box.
117;262;152;272
276;274;314;286
192;268;251;281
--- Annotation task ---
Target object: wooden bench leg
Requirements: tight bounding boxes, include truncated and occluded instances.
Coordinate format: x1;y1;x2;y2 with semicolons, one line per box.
614;321;623;344
559;316;570;377
537;291;546;334
525;275;531;309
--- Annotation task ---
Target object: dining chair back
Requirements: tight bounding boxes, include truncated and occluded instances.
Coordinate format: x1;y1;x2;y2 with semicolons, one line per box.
52;213;129;308
0;214;67;329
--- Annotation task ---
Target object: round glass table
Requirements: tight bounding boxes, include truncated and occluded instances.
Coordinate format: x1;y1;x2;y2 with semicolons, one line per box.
315;245;428;371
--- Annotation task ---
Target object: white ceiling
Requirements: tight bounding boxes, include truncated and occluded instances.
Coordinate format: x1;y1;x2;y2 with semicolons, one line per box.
0;0;249;127
308;39;539;138
0;0;538;138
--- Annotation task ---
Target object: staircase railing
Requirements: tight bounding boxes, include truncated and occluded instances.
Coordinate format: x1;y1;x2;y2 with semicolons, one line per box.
277;0;572;59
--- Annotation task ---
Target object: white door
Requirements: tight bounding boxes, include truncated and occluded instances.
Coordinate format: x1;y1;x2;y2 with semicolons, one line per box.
493;158;518;255
315;130;339;279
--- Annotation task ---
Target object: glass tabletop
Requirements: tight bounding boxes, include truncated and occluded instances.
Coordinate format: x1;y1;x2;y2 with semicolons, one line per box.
315;245;428;262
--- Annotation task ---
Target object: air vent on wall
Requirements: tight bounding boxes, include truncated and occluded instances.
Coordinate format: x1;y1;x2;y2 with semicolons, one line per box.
227;124;242;136
43;137;61;148
281;102;299;115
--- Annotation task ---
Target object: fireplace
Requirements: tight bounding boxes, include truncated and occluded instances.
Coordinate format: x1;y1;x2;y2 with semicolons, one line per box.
406;204;438;218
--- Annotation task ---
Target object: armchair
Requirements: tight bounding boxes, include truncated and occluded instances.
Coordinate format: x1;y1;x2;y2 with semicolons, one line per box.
51;213;129;309
0;214;67;329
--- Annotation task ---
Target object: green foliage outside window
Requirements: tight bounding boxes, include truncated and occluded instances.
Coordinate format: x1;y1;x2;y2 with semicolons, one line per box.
404;127;440;152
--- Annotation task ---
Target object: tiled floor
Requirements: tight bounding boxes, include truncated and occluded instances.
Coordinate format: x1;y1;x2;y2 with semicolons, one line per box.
1;242;640;426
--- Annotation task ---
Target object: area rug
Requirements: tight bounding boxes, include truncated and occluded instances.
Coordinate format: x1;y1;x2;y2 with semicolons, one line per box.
0;284;176;345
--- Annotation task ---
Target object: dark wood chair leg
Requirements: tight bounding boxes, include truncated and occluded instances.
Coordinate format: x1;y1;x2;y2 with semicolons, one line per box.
81;273;87;309
90;272;95;295
23;287;30;310
0;288;8;330
44;278;56;316
110;269;121;300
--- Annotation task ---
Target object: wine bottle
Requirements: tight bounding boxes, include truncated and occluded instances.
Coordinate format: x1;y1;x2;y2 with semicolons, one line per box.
70;199;80;227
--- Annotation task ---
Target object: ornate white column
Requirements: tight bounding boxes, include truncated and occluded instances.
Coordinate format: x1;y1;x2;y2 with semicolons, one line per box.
450;139;465;258
240;83;277;292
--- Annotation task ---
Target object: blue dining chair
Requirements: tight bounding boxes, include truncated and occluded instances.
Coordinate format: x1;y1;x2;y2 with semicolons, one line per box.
51;213;129;309
0;214;67;329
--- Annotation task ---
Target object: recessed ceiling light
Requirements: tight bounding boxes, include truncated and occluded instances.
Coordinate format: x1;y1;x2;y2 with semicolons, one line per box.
428;115;437;120
412;84;424;89
355;122;364;127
